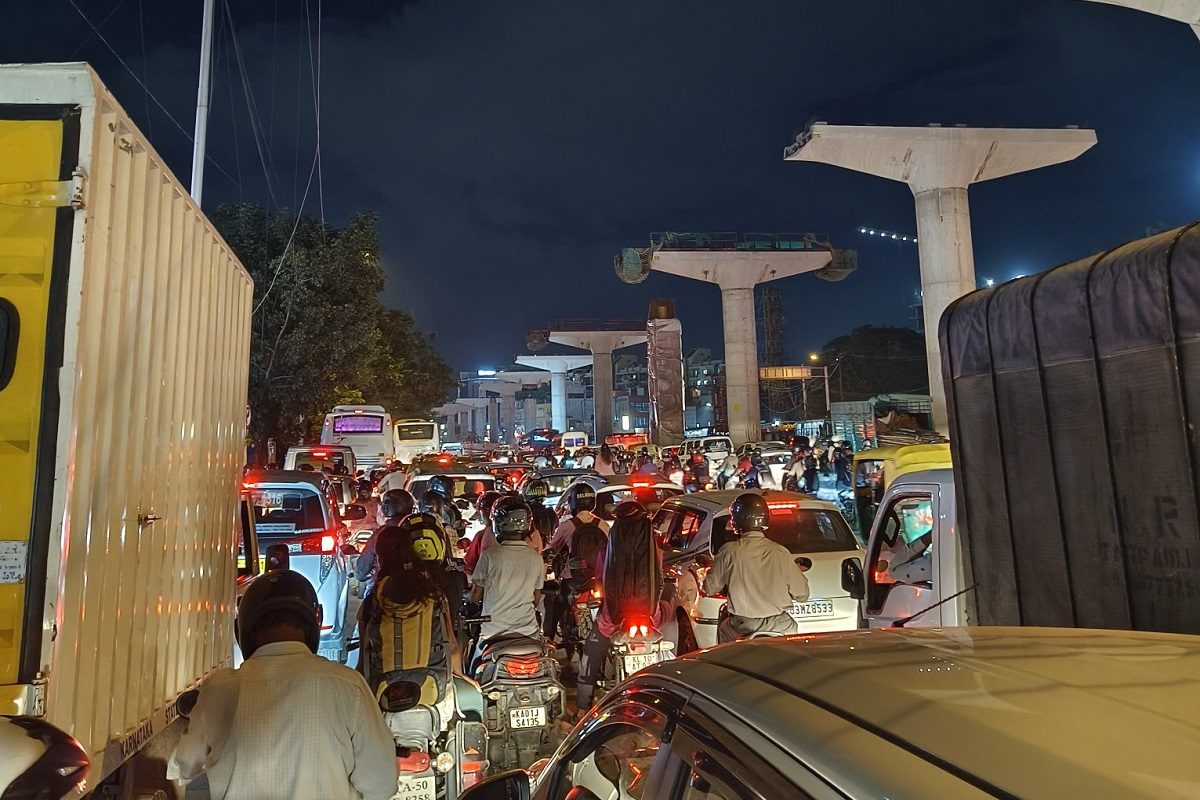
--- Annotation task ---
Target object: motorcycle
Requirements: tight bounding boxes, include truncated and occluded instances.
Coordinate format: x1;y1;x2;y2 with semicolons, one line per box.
467;618;565;771
594;615;676;698
377;672;489;800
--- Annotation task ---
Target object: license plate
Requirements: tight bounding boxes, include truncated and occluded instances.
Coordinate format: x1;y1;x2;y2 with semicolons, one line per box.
396;775;434;800
791;599;835;619
624;652;660;673
509;706;547;729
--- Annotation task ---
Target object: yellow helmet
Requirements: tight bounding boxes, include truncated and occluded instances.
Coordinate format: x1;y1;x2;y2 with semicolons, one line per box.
399;512;447;562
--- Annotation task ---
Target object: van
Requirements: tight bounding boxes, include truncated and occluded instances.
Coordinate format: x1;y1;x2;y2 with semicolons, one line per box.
560;430;589;456
284;444;357;475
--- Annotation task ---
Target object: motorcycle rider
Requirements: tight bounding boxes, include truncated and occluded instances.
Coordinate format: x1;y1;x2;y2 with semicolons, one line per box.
421;474;466;539
464;490;505;576
353;488;415;583
543;484;609;645
399;511;470;637
349;479;378;536
575;500;677;715
469;496;546;664
522;479;556;553
359;526;463;700
701;493;810;642
173;570;397;800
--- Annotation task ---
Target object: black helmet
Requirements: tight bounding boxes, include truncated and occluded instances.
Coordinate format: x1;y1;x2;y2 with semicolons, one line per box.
730;493;769;532
236;569;320;658
566;483;597;515
380;488;416;521
613;499;647;521
491;495;532;541
522;478;550;503
374;525;411;574
426;474;455;503
0;716;90;799
356;479;373;501
750;452;764;466
477;489;504;517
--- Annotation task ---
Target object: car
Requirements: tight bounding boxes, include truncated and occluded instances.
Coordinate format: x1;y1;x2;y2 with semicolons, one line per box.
242;470;366;662
652;489;863;648
521;467;600;507
405;469;498;538
462;626;1200;800
282;443;357;475
554;474;683;521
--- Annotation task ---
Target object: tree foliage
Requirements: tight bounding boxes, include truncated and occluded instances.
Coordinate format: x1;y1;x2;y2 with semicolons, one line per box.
214;203;457;450
820;325;929;402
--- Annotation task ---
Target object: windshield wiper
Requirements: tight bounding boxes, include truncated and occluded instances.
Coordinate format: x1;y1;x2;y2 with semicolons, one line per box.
892;583;978;628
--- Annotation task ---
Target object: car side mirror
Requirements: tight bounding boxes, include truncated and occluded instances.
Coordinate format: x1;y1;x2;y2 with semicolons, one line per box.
795;556;813;571
341;544;358;556
459;770;531;800
177;689;200;719
841;556;865;600
342;503;368;521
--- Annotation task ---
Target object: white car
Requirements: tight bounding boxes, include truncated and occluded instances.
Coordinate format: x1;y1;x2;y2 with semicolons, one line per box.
735;440;790;458
652;489;863;648
243;470;365;662
554;473;684;521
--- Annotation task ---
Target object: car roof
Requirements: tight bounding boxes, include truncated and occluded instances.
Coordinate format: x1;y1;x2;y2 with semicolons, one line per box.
245;469;328;490
407;470;494;480
578;474;680;490
645;627;1200;798
536;468;599;478
287;444;354;453
659;489;840;514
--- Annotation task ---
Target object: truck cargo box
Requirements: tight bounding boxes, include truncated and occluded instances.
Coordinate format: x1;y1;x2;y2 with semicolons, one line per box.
941;222;1200;634
0;63;253;780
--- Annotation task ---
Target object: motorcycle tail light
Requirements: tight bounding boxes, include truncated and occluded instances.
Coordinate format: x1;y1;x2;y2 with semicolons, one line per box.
501;657;543;678
396;749;430;773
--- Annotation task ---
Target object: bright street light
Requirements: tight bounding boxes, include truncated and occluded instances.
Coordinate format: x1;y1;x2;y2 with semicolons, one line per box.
984;278;995;287
808;352;820;362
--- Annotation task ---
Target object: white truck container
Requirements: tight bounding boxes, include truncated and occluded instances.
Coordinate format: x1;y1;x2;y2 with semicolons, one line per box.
0;63;253;790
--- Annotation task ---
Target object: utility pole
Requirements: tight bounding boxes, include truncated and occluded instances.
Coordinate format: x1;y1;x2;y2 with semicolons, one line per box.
190;0;216;204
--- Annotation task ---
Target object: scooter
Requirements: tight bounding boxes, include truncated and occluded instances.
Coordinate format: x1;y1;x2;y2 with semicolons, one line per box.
467;616;565;772
595;616;676;697
377;671;489;800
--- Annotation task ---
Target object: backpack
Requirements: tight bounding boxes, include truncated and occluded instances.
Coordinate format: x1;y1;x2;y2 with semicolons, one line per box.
361;578;450;710
568;518;608;580
601;522;661;625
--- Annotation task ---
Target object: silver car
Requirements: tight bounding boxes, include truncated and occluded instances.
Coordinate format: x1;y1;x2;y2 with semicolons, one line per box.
462;627;1200;799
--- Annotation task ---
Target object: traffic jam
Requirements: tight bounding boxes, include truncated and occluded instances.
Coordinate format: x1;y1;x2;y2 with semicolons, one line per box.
5;7;1200;797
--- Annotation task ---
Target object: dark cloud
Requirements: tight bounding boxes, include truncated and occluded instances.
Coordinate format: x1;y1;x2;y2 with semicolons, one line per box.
7;0;1199;370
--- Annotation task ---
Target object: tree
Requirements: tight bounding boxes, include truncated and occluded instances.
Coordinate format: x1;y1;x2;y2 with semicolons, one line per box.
820;325;928;403
213;203;455;451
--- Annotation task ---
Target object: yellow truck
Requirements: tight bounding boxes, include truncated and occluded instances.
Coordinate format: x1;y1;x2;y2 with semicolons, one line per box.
0;64;252;793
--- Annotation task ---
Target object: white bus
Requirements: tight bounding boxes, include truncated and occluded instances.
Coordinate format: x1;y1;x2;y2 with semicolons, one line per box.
393;418;441;464
321;404;394;470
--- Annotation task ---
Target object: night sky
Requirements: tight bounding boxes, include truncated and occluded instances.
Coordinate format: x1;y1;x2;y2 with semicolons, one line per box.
5;1;1199;371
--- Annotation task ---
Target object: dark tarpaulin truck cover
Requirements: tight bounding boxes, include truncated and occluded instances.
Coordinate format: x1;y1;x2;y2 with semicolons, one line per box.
941;222;1200;633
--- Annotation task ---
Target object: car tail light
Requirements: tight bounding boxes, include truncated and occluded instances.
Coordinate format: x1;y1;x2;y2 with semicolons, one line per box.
320;534;335;553
396;749;430;773
299;533;338;555
311;451;328;458
769;502;800;513
500;657;543;678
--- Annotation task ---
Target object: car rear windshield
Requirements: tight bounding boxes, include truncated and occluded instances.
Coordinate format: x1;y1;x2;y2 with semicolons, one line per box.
598;486;681;518
397;423;435;441
544;474;584;494
713;506;857;554
248;487;327;537
411;476;495;501
292;449;351;470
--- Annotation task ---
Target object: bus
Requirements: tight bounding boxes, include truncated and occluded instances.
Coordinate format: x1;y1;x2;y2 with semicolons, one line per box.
321;404;395;469
393;418;441;464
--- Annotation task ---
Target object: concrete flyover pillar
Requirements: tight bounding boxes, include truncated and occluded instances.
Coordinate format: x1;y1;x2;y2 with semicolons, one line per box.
546;331;646;443
786;124;1096;433
649;248;834;444
515;355;593;434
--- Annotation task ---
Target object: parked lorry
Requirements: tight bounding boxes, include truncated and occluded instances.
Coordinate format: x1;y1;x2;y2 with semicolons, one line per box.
0;63;253;792
845;223;1200;634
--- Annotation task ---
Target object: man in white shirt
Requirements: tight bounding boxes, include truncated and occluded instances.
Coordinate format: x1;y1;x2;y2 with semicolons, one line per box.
702;493;809;643
470;497;545;660
172;570;396;800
